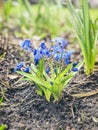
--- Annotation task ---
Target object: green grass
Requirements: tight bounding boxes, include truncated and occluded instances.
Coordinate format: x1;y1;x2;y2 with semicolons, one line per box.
66;0;98;75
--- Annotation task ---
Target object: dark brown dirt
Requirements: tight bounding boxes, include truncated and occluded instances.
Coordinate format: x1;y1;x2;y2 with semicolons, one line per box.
0;40;98;130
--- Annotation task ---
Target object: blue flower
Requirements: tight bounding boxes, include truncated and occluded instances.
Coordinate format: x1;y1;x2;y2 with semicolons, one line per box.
42;48;50;57
34;57;39;65
45;49;50;57
53;46;63;53
73;62;78;67
40;42;46;49
33;49;37;55
64;51;73;65
24;65;30;73
20;39;32;51
39;47;50;57
33;49;42;65
34;54;41;65
46;67;50;74
61;39;68;48
51;37;68;48
14;62;24;72
65;51;73;59
54;53;61;61
65;58;70;65
50;82;53;85
72;68;78;72
54;68;57;74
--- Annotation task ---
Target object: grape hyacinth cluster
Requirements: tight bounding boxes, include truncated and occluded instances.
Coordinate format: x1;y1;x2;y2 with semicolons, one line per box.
14;37;78;74
14;37;80;102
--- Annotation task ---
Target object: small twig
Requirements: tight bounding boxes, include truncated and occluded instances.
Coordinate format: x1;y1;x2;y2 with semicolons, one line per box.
13;81;29;88
0;78;11;88
20;89;34;105
24;99;41;106
13;77;24;85
72;80;94;87
0;102;10;107
71;89;98;98
70;103;75;118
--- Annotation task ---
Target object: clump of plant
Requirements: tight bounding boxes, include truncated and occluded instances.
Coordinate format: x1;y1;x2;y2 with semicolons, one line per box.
14;37;82;102
66;0;98;75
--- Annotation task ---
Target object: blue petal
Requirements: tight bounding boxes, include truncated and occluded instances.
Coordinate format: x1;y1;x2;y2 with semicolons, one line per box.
50;82;53;85
66;50;73;59
52;37;68;48
24;66;30;73
40;42;46;49
73;62;78;67
33;50;43;65
72;68;78;72
20;39;32;51
33;49;37;55
65;59;70;65
46;67;50;74
17;62;24;68
34;57;39;65
54;68;57;74
54;53;61;61
45;50;50;57
14;62;24;72
61;39;68;47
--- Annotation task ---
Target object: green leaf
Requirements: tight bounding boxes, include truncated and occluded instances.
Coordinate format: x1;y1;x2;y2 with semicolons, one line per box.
66;0;97;75
0;90;5;106
55;63;73;81
17;71;52;94
82;0;90;66
4;0;12;20
43;88;51;102
55;61;83;97
0;124;7;130
51;82;61;101
36;84;51;102
36;85;43;96
50;61;56;80
30;63;37;74
43;70;51;82
37;58;44;77
66;0;83;34
61;73;73;85
24;0;33;18
17;71;46;87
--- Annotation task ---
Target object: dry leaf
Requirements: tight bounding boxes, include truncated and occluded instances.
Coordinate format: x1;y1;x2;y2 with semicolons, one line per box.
8;74;19;79
92;116;98;123
71;89;98;98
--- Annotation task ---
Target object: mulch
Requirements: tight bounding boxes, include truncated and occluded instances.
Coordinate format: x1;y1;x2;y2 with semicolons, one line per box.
0;38;98;130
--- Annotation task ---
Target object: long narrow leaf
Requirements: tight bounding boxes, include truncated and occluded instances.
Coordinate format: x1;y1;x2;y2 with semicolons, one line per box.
17;71;46;87
55;63;73;81
82;0;90;65
37;58;44;77
66;0;97;75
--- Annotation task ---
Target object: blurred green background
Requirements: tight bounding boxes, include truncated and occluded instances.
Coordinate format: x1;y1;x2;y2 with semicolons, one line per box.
0;0;98;39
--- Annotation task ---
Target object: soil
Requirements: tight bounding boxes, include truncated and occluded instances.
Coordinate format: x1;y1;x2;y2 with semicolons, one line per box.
0;38;98;130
